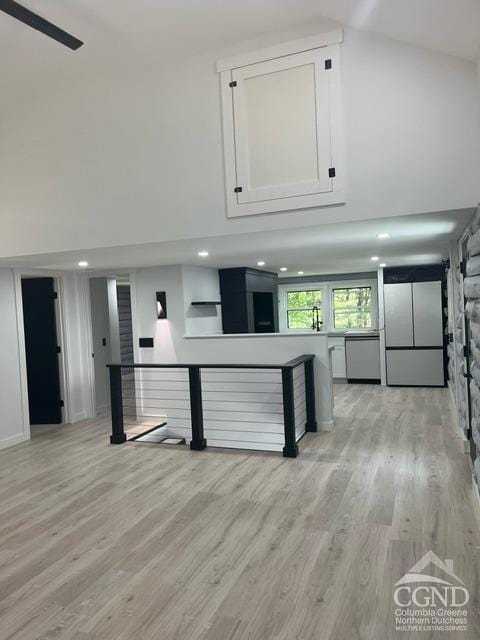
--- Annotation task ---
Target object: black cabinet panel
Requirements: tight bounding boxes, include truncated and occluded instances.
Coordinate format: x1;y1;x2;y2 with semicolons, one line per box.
221;293;249;333
219;267;278;334
219;268;247;294
245;270;278;293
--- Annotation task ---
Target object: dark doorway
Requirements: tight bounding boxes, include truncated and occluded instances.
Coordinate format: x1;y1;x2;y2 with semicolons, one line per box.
116;283;134;365
21;277;62;424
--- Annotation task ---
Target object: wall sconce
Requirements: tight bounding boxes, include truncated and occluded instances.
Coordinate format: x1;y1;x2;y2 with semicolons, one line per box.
156;291;167;319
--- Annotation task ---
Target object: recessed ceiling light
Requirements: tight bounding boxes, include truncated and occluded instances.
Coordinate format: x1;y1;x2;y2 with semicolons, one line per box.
78;261;88;268
257;261;265;266
379;263;387;268
371;256;379;262
198;251;209;257
377;233;390;239
280;267;288;272
298;271;304;275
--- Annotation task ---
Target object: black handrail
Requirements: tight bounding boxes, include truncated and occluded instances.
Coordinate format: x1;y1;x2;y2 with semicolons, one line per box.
106;354;314;370
107;354;316;457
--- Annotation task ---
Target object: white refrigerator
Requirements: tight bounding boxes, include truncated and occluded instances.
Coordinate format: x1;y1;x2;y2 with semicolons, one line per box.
384;281;445;386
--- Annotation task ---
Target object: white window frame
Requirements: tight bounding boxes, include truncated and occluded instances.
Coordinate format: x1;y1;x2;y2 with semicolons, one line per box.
329;281;378;332
280;284;327;333
279;278;378;333
218;30;345;218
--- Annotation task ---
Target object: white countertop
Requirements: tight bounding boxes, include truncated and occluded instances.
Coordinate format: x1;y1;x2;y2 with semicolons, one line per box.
184;331;328;339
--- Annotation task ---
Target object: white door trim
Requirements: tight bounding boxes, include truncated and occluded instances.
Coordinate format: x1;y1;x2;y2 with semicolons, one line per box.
216;29;343;72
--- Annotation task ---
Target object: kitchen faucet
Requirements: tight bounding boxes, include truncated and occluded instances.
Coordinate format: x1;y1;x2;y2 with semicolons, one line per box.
312;306;322;332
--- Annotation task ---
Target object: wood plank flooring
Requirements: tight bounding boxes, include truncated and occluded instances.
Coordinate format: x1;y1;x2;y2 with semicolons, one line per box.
1;384;480;639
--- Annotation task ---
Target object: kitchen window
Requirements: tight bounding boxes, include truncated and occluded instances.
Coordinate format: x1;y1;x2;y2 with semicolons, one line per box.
286;290;323;329
279;278;378;333
332;287;372;329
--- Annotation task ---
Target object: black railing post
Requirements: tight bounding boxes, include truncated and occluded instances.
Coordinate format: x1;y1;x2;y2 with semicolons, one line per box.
109;365;126;444
304;358;317;432
189;366;207;450
282;367;298;458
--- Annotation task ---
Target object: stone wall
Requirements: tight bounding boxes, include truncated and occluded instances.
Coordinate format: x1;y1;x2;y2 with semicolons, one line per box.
465;210;480;483
447;205;480;488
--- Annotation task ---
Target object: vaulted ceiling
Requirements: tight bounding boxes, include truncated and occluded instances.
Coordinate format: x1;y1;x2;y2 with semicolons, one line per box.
1;0;479;112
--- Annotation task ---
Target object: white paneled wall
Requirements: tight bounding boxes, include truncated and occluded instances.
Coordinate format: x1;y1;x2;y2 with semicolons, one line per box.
201;368;285;452
122;365;313;453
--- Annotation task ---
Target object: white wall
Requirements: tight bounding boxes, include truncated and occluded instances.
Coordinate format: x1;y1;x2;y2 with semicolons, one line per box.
135;265;186;363
106;278;121;363
0;269;28;449
0;25;478;259
182;266;222;336
89;278;111;413
59;273;94;423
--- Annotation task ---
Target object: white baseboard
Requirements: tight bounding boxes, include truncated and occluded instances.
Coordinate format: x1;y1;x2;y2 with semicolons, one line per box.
0;432;29;450
70;411;88;424
318;419;334;432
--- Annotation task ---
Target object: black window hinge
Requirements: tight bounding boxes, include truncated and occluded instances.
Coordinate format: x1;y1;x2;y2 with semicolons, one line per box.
328;167;336;178
234;186;243;193
52;291;58;299
463;372;472;380
56;346;61;354
60;400;65;408
229;81;237;88
325;59;332;70
463;345;468;358
460;260;466;276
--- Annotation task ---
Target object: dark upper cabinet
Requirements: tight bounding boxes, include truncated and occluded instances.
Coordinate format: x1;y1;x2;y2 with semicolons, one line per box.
219;267;279;334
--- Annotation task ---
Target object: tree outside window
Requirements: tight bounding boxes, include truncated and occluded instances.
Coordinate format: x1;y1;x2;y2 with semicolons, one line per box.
332;287;372;329
287;290;322;329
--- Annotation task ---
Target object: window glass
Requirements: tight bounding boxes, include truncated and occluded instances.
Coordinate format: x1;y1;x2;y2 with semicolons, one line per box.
287;290;322;329
332;287;372;329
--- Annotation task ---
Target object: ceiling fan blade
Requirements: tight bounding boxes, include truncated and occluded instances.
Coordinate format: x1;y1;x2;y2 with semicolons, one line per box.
0;0;83;50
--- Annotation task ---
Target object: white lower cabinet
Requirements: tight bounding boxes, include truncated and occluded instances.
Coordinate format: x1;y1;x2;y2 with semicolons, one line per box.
328;337;346;379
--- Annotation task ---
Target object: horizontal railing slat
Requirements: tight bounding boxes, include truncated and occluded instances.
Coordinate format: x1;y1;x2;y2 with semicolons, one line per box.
109;354;314;456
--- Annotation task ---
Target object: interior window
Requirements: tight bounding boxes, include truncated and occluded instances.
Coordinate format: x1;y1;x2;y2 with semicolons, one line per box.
332;287;372;329
287;290;322;329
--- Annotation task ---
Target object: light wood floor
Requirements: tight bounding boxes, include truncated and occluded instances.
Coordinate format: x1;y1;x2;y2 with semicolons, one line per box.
1;384;480;639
